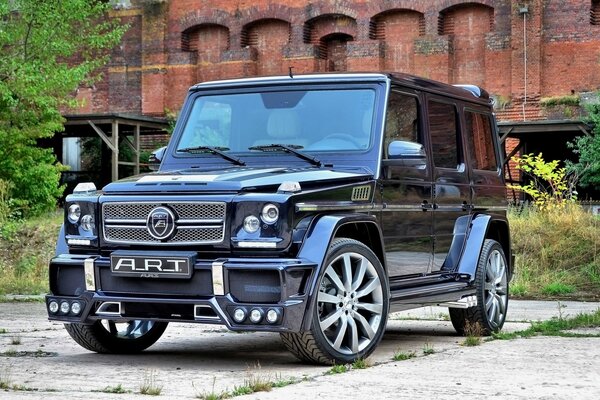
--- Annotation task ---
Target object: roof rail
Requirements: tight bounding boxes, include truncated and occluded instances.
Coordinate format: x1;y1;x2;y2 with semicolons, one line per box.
453;84;489;100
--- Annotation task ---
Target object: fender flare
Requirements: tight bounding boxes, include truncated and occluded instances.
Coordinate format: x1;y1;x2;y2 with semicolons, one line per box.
457;213;512;282
296;213;386;331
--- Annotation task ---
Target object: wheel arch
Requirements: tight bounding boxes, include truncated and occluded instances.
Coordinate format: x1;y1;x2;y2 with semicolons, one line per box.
457;213;512;282
296;213;387;331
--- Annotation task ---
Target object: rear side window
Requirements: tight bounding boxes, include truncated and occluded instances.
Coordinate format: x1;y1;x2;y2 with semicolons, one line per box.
428;100;461;169
464;111;497;171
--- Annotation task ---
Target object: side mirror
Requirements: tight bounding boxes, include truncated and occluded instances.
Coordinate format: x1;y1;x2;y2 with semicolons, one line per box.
388;140;426;160
148;146;166;171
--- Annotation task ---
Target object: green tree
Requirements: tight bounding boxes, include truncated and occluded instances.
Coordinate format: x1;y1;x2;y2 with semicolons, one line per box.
567;102;600;190
0;0;127;217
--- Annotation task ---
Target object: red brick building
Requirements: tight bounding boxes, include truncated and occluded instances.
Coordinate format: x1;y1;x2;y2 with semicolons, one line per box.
63;0;600;191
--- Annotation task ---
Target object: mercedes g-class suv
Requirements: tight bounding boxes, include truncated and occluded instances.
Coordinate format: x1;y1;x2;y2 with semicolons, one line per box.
47;73;512;364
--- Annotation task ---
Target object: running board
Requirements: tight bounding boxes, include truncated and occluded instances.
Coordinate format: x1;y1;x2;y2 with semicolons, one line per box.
438;295;477;309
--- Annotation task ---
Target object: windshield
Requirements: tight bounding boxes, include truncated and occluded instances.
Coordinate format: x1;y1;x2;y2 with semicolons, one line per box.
175;88;376;155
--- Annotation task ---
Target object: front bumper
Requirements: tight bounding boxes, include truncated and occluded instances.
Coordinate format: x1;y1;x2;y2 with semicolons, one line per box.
46;254;316;332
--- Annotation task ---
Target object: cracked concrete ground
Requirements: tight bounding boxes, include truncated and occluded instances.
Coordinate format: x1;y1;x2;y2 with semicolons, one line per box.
0;300;598;399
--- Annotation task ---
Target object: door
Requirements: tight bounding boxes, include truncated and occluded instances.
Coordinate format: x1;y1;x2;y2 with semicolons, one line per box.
426;98;471;274
379;90;433;279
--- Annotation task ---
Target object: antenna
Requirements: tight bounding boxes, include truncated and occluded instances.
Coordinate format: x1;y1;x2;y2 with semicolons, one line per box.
289;67;294;78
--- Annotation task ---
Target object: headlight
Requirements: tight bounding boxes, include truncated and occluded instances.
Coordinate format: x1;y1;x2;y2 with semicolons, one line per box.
243;215;260;233
68;204;81;223
80;215;94;231
261;203;279;224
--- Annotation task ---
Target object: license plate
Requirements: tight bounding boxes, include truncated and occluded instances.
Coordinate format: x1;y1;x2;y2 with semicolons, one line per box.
110;251;195;279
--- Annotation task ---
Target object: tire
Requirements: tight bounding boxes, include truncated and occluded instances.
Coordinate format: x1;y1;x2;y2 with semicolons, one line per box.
281;238;389;365
64;320;168;353
450;239;509;336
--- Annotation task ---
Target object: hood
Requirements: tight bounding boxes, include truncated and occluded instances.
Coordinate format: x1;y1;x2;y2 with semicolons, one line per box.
102;166;373;194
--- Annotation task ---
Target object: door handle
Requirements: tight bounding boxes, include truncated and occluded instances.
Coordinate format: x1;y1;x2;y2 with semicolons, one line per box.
462;201;473;212
421;201;433;211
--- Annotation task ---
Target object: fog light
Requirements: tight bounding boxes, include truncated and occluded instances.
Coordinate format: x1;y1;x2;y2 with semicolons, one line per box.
249;308;263;323
243;215;260;233
68;204;81;223
266;308;280;324
233;307;247;323
71;302;82;315
60;301;70;314
48;301;59;314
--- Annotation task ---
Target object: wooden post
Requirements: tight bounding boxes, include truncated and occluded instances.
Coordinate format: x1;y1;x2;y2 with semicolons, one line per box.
112;120;119;181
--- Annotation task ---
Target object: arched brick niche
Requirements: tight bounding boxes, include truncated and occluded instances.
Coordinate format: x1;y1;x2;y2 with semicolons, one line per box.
181;24;230;82
241;18;291;75
304;14;357;71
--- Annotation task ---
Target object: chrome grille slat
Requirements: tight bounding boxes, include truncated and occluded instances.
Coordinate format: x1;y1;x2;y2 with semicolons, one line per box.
102;201;226;245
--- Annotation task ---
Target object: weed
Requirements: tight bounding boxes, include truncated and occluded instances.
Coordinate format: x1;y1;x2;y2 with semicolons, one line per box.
11;336;21;345
3;349;17;357
0;365;11;389
244;373;272;393
0;328;6;334
230;385;253;396
351;358;371;369
327;364;349;374
462;321;483;346
422;343;435;355
271;376;297;388
194;377;230;400
494;309;600;340
510;282;527;297
99;384;129;394
139;369;162;396
392;350;416;361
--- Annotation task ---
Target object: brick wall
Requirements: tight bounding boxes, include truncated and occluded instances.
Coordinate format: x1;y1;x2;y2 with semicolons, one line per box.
73;0;600;125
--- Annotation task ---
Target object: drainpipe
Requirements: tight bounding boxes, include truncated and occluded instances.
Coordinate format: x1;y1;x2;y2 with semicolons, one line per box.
520;6;529;121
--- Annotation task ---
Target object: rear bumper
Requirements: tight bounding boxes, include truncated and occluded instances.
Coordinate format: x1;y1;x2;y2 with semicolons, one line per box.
46;254;316;333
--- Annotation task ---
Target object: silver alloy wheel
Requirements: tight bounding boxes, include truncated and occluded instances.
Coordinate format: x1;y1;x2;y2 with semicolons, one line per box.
484;249;508;329
100;320;155;340
317;252;384;355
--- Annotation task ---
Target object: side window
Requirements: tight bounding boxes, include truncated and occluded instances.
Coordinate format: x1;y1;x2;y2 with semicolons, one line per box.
384;91;420;158
428;100;461;169
464;111;498;171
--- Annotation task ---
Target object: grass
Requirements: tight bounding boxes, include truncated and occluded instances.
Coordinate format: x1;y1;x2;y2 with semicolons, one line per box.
461;321;483;347
327;364;349;374
97;384;130;394
139;369;162;396
351;358;371;369
0;328;6;334
493;308;600;340
10;336;21;345
509;205;600;299
422;343;435;355
392;350;416;361
0;210;62;295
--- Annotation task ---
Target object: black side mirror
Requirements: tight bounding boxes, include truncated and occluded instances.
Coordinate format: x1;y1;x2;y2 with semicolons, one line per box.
148;146;166;171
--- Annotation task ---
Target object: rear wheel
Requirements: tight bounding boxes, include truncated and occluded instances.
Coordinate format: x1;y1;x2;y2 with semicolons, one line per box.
64;320;168;353
450;239;509;335
281;238;389;364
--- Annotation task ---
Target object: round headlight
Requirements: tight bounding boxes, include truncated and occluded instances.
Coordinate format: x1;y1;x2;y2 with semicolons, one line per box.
261;203;279;224
68;204;81;223
243;215;260;233
48;301;59;314
60;301;70;314
80;215;94;231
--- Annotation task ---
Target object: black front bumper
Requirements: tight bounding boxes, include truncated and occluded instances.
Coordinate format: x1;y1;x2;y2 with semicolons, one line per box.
46;254;316;333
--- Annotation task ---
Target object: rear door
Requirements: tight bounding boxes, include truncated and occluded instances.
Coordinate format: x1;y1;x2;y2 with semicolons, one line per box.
425;97;471;274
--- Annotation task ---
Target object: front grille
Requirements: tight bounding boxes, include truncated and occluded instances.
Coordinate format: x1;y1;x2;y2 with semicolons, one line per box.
102;201;226;245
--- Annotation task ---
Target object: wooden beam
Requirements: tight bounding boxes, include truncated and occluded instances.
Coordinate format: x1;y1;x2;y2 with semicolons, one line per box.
112;120;119;181
134;124;140;175
88;120;116;151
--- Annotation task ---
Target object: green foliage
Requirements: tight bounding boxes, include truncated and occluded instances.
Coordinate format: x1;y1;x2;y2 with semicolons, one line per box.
493;309;600;340
0;1;127;217
508;153;576;210
392;350;416;361
567;102;600;190
326;364;348;374
540;95;580;107
509;205;600;297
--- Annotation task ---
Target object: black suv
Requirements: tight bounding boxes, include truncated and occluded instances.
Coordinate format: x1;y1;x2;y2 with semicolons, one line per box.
47;73;512;364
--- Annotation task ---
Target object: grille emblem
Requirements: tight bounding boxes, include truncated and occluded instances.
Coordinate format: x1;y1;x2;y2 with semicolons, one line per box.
146;206;176;240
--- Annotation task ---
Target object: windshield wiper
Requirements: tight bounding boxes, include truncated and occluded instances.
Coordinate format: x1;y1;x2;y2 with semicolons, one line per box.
248;144;322;167
178;146;245;166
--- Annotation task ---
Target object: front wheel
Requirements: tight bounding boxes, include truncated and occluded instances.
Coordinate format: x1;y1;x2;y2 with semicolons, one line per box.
450;239;509;335
281;238;389;364
64;320;168;353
